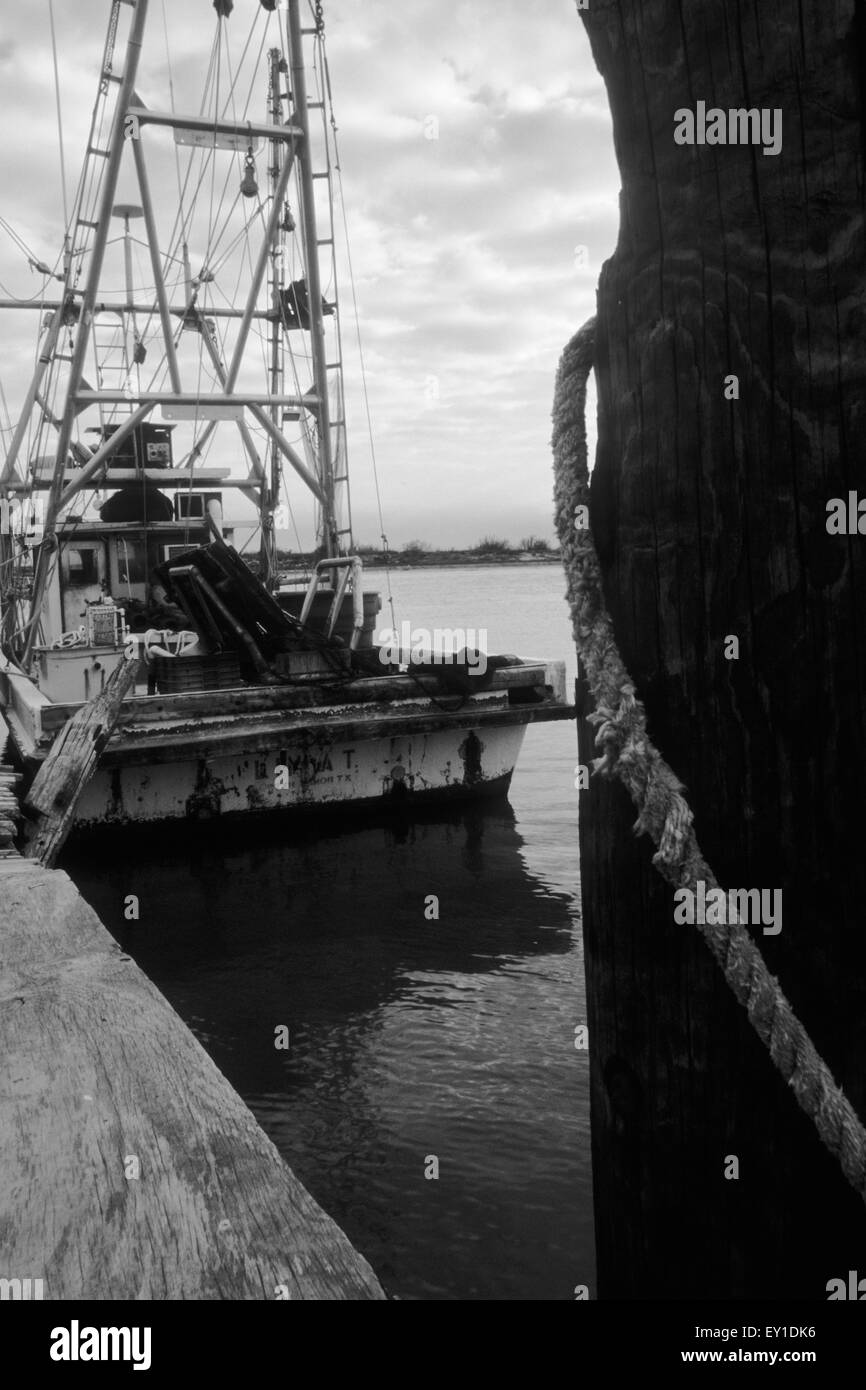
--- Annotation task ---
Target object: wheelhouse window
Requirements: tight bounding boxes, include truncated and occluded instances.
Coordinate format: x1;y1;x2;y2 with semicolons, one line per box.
62;546;101;585
116;537;147;587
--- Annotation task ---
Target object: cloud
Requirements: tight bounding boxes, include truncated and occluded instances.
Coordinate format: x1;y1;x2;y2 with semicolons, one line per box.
0;0;618;549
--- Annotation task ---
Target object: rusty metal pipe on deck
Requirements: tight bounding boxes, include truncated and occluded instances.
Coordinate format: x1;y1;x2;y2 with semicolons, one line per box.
173;566;272;680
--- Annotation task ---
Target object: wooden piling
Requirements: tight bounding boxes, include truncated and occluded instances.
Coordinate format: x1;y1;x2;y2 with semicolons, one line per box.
575;0;866;1297
0;860;384;1300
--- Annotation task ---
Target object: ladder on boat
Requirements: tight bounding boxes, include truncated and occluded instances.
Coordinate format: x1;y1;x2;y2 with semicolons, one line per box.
2;0;141;491
278;16;354;555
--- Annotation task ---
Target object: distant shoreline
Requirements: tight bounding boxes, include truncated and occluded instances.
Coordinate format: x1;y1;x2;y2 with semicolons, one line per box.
372;554;562;569
278;552;563;571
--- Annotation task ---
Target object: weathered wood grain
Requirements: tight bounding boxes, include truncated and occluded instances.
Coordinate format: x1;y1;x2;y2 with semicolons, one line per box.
0;713;21;851
577;0;866;1296
0;863;385;1299
23;660;140;866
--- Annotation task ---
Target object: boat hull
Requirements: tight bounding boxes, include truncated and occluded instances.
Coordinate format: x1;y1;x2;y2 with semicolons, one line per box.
1;656;571;833
71;722;528;828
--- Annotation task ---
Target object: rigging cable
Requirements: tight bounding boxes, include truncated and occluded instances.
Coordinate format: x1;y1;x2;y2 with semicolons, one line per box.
47;0;70;235
321;38;397;636
0;218;65;301
311;31;350;552
161;0;186;216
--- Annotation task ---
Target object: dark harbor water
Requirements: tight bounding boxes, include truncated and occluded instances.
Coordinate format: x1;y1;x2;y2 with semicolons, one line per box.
65;563;594;1301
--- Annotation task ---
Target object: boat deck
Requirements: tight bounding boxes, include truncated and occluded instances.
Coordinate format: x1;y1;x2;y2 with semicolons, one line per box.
2;659;573;765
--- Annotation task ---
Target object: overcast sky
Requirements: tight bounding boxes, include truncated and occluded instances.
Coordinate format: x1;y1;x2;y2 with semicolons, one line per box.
0;0;618;550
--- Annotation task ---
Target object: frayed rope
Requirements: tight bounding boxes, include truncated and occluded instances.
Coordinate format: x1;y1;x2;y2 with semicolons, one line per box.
552;316;866;1200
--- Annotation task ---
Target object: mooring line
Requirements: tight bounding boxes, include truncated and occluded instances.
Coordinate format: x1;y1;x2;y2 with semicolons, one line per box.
552;316;866;1201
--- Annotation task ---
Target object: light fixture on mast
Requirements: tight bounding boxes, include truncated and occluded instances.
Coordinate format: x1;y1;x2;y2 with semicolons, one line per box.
111;204;144;307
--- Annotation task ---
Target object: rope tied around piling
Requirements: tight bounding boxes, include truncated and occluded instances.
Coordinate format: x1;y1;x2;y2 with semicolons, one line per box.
552;315;866;1201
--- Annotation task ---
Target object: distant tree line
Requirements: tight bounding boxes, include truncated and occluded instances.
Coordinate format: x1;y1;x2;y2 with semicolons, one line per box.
397;535;553;558
274;536;558;568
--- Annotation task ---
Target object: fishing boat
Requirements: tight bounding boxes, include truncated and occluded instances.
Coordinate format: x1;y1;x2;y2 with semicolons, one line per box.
0;0;572;833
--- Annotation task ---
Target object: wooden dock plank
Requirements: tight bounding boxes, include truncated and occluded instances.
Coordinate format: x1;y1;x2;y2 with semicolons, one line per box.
0;865;385;1300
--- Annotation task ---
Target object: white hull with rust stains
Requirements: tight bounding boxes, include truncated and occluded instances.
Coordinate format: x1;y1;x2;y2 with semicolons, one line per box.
72;722;527;827
1;657;571;832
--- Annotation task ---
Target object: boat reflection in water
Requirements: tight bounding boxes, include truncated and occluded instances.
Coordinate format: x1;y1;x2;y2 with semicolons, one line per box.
65;799;594;1301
